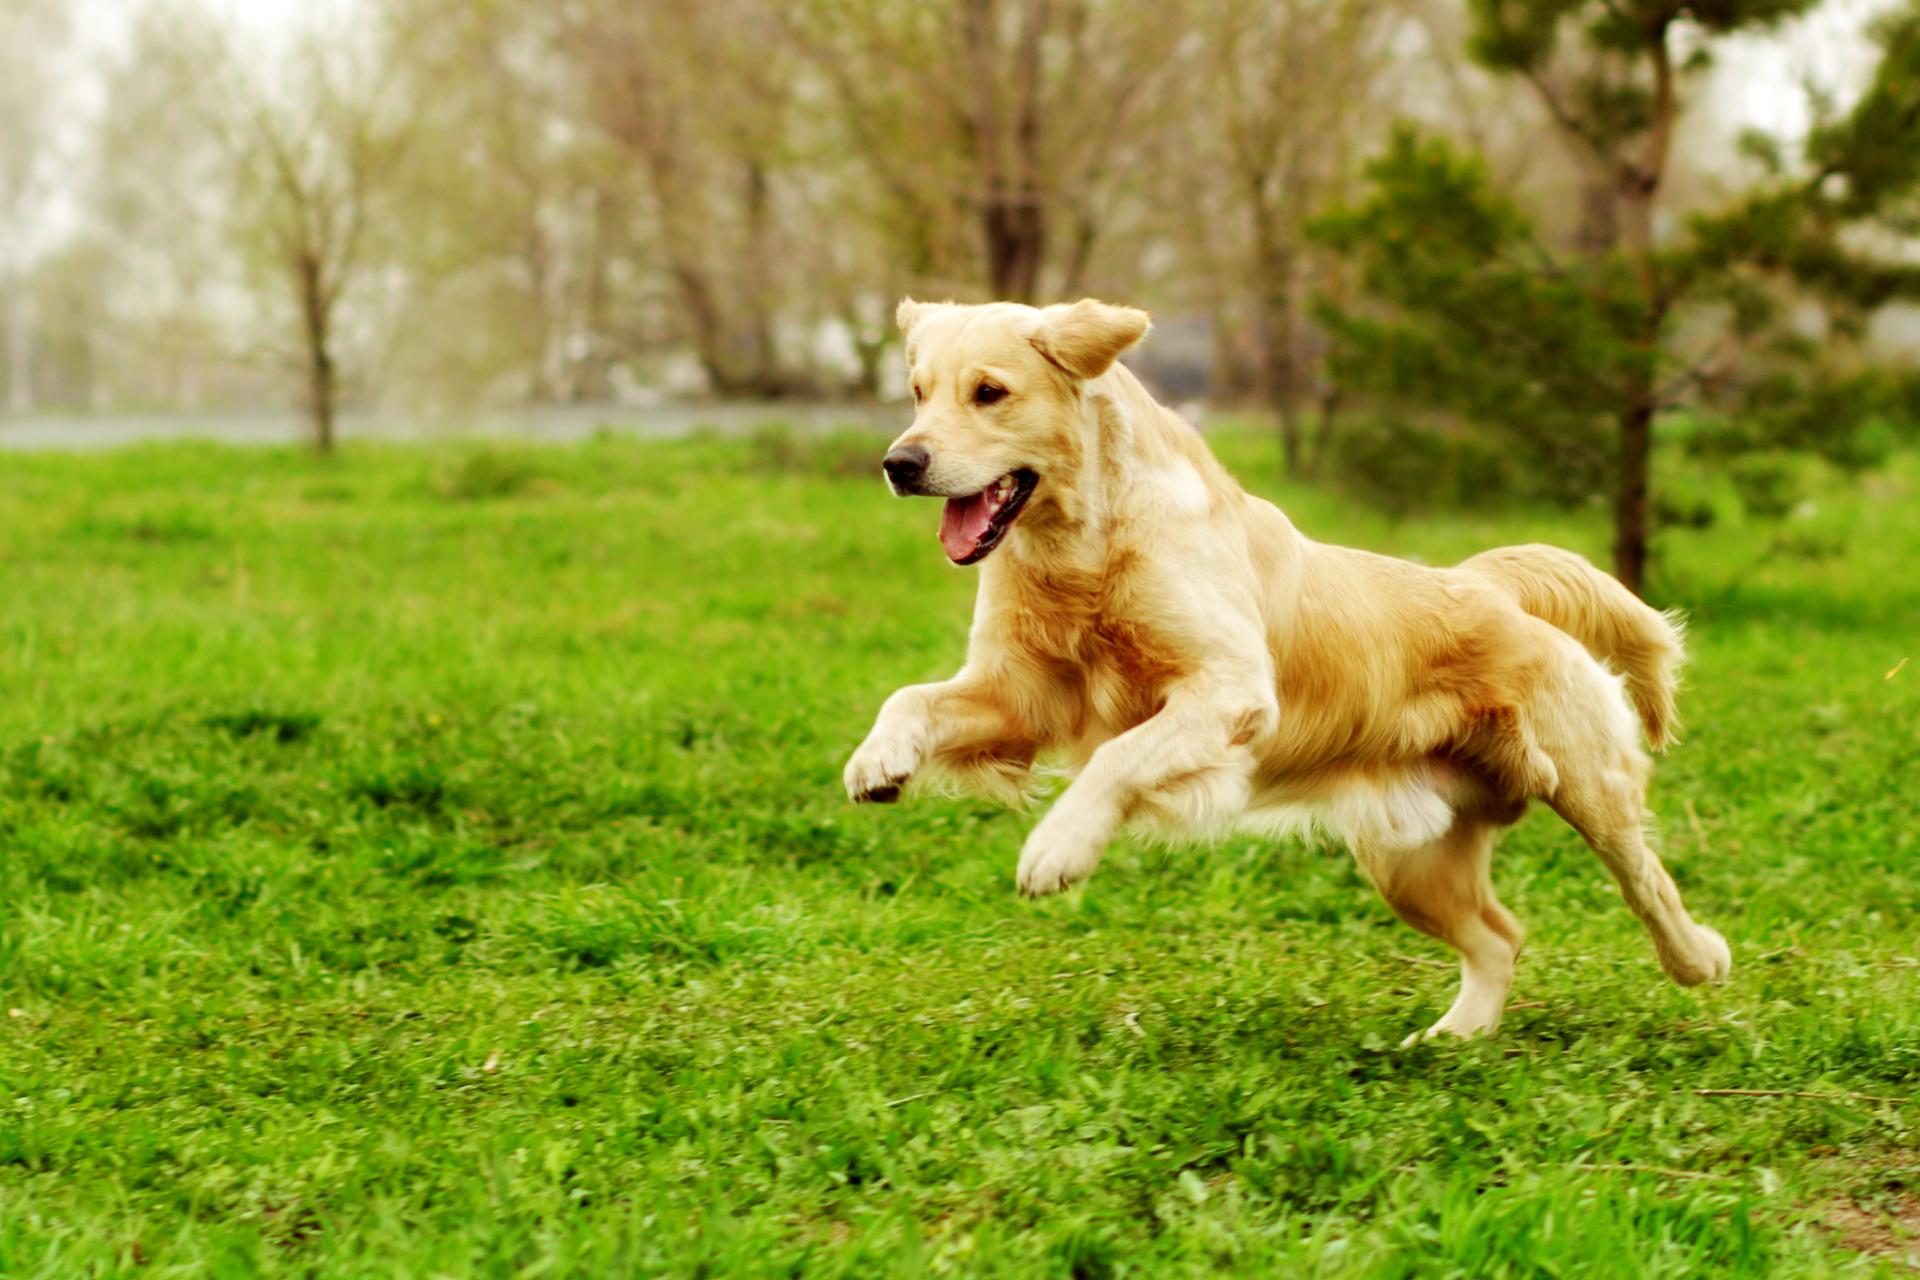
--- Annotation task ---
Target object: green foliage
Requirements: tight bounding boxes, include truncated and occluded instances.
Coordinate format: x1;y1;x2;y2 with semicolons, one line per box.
431;447;552;501
1466;0;1571;72
1317;412;1523;516
1310;129;1637;506
744;423;887;479
1689;10;1920;317
1316;0;1920;562
2;435;1920;1274
1683;0;1822;35
1806;9;1920;215
1695;368;1912;474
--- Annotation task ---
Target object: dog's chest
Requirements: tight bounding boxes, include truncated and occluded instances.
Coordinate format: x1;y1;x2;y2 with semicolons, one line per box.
996;565;1186;738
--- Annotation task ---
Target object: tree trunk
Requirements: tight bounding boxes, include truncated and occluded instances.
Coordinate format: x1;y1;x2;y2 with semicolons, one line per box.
984;198;1046;301
1575;161;1621;259
1613;395;1652;595
522;225;557;403
1610;202;1663;596
743;161;782;394
626;100;742;395
6;288;33;414
1608;28;1676;597
297;250;337;454
573;189;615;402
1255;241;1301;473
1516;22;1676;595
1262;306;1300;472
1207;304;1246;402
1306;385;1343;479
670;261;741;395
77;324;102;410
963;0;1049;302
1275;397;1302;474
846;315;890;399
1059;202;1099;298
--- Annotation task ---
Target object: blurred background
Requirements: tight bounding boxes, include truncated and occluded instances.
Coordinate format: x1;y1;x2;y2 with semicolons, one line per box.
3;0;1918;589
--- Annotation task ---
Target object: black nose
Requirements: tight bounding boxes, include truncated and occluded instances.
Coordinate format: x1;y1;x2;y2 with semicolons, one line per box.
883;444;929;489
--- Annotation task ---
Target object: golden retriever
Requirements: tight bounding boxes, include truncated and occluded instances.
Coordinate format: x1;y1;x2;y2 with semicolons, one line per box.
844;298;1730;1043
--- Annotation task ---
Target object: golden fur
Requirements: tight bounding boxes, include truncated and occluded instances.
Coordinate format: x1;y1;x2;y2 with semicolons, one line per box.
846;298;1730;1043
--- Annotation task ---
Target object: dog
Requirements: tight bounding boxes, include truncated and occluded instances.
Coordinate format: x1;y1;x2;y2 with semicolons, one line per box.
844;298;1730;1043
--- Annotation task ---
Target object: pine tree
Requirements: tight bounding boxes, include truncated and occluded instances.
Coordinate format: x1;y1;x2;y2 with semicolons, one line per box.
1314;0;1920;594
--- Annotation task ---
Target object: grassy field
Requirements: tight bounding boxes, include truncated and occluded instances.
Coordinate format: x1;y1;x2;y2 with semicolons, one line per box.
1;428;1916;1277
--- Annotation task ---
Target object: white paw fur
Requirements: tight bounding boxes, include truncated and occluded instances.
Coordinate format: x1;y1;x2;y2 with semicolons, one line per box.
1664;925;1732;987
1015;811;1107;897
844;731;919;804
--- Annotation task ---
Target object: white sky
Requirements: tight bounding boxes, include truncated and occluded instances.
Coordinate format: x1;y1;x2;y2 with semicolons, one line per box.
1716;0;1894;138
68;0;350;59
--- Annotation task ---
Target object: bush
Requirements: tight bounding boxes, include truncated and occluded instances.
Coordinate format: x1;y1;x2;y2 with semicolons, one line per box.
1322;415;1529;517
743;423;885;479
432;448;551;501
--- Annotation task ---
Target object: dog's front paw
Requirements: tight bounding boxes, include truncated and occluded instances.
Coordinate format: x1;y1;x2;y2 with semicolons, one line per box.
1015;818;1106;898
844;733;919;805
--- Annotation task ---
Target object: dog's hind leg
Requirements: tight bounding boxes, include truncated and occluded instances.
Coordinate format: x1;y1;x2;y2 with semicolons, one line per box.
1548;759;1730;987
1356;818;1525;1046
1537;644;1731;987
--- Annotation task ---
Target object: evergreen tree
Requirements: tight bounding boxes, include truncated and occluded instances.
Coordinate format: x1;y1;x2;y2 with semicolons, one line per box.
1314;0;1920;594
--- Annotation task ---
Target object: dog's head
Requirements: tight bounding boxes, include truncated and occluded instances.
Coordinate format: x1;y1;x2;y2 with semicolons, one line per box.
881;298;1151;564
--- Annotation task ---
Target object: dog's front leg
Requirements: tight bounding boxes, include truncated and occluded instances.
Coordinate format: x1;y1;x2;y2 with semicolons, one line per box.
844;673;1026;805
1017;684;1276;897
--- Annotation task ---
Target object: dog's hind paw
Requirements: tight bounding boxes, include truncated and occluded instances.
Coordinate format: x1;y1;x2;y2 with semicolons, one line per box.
1661;925;1732;986
1398;1011;1502;1049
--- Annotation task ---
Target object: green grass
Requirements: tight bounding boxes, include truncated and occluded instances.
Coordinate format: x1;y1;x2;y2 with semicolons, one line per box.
1;431;1917;1277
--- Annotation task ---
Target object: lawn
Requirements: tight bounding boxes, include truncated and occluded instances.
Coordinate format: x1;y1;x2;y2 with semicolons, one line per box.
1;428;1916;1277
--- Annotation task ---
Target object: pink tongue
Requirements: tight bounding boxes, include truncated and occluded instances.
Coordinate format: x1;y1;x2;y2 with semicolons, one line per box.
939;493;997;562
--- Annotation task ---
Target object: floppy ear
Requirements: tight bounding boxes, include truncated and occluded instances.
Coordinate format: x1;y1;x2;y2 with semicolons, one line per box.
1030;299;1152;380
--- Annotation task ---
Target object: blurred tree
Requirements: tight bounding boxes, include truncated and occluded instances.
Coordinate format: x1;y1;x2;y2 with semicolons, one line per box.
1178;0;1404;475
231;25;416;452
0;0;71;413
381;0;626;405
784;0;1188;303
99;4;415;452
22;242;112;410
90;9;251;413
35;0;1917;439
1316;0;1920;593
561;0;806;395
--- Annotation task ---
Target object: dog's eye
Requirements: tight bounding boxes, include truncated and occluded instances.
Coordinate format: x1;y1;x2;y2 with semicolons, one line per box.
911;384;924;405
974;384;1008;406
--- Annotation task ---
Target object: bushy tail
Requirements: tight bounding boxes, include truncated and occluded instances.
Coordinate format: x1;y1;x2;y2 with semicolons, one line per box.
1462;544;1687;750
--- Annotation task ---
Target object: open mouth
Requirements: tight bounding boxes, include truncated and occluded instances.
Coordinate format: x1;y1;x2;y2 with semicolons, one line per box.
938;469;1038;565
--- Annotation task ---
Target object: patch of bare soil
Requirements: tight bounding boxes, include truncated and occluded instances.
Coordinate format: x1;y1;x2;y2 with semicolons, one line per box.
1826;1193;1920;1271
